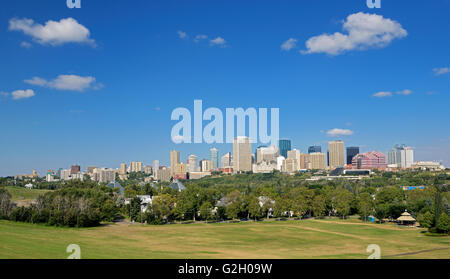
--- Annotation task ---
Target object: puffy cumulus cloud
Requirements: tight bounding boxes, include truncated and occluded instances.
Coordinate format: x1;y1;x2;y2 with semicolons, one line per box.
302;13;407;55
9;17;95;46
373;91;392;98
11;89;35;100
25;75;101;92
210;37;226;47
326;128;354;137
177;30;188;39
281;38;298;51
433;67;450;76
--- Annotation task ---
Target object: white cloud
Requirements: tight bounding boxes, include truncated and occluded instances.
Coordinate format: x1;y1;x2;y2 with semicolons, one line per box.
210;37;226;47
281;38;298;51
302;13;407;55
24;75;100;92
327;128;354;137
9;17;95;46
194;34;208;43
177;30;188;39
373;91;392;98
12;89;35;100
433;67;450;76
396;89;412;95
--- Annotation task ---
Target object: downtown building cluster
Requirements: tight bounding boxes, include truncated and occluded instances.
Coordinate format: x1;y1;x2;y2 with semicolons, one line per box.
20;138;445;185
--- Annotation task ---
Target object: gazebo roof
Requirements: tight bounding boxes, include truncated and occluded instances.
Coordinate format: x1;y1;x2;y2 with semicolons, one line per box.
397;211;416;222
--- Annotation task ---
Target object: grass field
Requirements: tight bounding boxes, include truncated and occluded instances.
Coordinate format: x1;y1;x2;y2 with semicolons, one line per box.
5;187;51;207
0;218;448;259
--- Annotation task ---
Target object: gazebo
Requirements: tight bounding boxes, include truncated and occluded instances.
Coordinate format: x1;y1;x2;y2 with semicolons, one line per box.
396;210;416;227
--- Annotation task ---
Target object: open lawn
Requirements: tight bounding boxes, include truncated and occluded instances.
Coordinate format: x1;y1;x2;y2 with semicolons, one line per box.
0;218;449;259
5;187;52;207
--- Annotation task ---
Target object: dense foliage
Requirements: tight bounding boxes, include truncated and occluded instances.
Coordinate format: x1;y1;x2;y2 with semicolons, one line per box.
0;180;120;227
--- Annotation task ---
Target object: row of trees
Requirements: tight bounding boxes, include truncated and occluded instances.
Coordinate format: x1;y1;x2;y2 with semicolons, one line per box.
0;181;120;227
121;172;449;235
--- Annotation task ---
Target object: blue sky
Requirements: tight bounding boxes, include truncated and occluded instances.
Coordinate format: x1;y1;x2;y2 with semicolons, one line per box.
0;0;449;176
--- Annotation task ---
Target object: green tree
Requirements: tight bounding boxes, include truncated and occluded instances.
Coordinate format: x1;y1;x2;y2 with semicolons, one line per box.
374;204;389;223
248;196;261;220
311;194;326;217
0;188;13;219
417;211;434;229
358;192;374;222
199;201;213;222
436;213;450;233
334;189;353;219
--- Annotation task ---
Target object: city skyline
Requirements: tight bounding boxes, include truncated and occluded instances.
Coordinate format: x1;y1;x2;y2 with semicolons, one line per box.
15;138;445;180
1;1;449;176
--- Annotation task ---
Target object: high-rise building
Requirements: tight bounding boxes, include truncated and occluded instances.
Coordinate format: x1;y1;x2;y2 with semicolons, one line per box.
130;161;143;173
200;160;213;172
388;144;414;168
86;166;97;175
170;150;180;178
60;169;71;180
155;166;171;182
300;153;311;169
144;165;152;174
287;149;301;171
278;139;291;158
328;140;345;168
308;146;322;154
310;152;326;170
221;152;232;168
346;147;360;166
210;148;219;170
187;154;199;173
174;162;187;180
352;151;387;170
256;145;279;164
233;137;252;173
152;160;160;172
119;163;127;175
98;168;116;183
70;165;81;175
282;158;298;173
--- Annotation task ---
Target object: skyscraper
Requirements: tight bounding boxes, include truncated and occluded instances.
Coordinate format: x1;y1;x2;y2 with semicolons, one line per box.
278;139;291;158
187;154;199;173
70;165;81;175
308;146;321;154
256;145;279;164
328;140;345;168
210;148;219;170
233;137;252;173
221;152;232;168
346;147;360;165
310;152;326;170
152;160;160;172
130;161;143;173
119;163;127;175
287;149;301;170
170;150;180;178
388;145;414;168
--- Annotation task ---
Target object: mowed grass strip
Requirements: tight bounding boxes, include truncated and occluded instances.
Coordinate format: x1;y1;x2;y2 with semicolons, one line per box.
0;219;448;259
